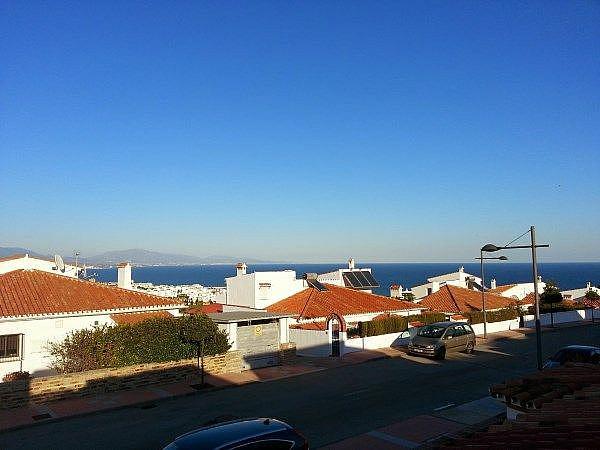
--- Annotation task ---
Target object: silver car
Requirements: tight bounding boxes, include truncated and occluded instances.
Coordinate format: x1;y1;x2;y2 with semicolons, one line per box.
408;321;475;360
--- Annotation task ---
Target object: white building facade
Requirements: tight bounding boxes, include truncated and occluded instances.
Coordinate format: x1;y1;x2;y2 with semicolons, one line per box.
411;266;483;300
223;263;306;309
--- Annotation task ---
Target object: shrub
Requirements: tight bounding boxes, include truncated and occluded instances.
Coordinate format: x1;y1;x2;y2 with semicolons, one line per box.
406;312;446;325
528;301;582;315
2;371;30;382
359;315;408;337
48;314;230;374
358;312;446;337
464;308;519;324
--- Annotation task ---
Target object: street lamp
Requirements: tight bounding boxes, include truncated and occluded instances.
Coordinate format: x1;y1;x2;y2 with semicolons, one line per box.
475;254;508;339
482;225;550;370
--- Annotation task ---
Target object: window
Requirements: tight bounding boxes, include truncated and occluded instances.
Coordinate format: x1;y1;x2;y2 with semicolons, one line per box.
0;334;21;360
454;325;467;336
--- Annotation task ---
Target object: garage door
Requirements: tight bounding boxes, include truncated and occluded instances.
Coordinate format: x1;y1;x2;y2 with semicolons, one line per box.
237;322;280;370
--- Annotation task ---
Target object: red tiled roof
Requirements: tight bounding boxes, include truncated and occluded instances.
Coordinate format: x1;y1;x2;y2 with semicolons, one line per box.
488;284;517;294
110;311;173;325
441;366;600;448
521;292;536;305
266;283;425;319
186;303;223;314
418;285;515;313
0;269;184;318
290;321;327;330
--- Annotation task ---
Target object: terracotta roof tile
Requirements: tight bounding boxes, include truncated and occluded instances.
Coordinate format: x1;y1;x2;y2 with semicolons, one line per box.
186;303;223;314
290;321;327;330
110;311;173;325
442;366;600;448
267;283;425;319
419;285;515;313
488;284;517;294
0;269;184;318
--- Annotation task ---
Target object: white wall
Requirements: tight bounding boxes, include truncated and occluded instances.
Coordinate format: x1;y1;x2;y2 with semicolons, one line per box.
0;255;78;277
289;328;331;357
469;318;521;335
224;271;305;309
0;308;180;379
343;331;412;354
523;309;590;327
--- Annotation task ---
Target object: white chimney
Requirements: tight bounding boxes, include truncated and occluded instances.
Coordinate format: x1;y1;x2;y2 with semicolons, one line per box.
431;281;440;293
490;278;497;289
117;262;132;290
236;262;247;276
587;281;592;290
348;258;355;270
390;284;402;298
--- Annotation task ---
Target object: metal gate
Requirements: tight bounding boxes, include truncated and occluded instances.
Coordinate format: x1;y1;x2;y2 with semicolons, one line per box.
237;322;280;370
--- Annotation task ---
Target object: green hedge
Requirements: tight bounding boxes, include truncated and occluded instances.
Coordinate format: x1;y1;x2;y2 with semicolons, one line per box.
528;302;584;314
48;314;230;373
358;312;446;337
463;308;519;324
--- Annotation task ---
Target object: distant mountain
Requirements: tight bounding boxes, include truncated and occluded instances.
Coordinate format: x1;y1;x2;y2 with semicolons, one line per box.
81;249;267;266
0;247;48;259
1;246;267;267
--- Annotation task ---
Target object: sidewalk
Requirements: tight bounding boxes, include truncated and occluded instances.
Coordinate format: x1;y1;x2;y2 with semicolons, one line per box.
321;396;505;449
0;349;388;433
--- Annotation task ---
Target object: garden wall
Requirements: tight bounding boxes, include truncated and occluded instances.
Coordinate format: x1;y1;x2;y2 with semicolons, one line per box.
0;351;242;410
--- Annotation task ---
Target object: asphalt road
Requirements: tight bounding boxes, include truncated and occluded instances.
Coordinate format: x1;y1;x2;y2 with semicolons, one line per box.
2;324;599;449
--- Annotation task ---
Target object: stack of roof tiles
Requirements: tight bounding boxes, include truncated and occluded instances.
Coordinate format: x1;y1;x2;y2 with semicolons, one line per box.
438;365;600;448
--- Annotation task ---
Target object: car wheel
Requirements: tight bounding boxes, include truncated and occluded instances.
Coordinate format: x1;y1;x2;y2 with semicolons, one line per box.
435;347;446;360
465;342;474;354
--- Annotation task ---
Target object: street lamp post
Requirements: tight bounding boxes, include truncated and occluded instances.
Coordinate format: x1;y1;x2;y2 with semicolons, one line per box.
481;225;550;370
475;254;508;339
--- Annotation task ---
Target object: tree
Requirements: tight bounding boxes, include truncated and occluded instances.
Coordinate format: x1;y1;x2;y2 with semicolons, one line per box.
540;280;563;306
402;292;416;302
49;314;230;373
585;290;600;301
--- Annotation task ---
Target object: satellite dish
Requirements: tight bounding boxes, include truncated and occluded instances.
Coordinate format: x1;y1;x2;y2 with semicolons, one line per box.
54;254;65;273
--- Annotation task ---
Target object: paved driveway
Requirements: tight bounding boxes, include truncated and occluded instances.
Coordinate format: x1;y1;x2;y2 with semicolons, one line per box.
1;324;599;449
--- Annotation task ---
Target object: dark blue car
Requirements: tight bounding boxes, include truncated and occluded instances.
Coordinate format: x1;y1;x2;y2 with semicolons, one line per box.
163;418;308;450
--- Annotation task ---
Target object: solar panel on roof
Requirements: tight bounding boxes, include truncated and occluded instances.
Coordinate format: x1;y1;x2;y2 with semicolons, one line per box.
362;271;379;287
353;271;370;286
307;279;328;291
343;272;362;288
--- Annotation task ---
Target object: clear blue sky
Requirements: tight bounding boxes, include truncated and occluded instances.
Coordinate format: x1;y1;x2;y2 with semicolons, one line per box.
1;1;599;262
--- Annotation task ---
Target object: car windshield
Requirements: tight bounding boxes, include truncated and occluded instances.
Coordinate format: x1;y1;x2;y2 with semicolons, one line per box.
417;325;446;338
552;349;596;364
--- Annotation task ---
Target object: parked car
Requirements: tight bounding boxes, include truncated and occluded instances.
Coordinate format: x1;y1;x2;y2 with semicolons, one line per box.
163;418;309;450
543;345;600;369
407;321;475;360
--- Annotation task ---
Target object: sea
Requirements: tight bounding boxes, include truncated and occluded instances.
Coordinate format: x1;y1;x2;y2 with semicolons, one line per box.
91;262;599;296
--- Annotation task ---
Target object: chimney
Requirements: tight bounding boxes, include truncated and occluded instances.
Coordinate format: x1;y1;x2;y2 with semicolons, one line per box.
236;262;247;276
431;281;440;293
348;258;355;270
390;284;402;298
490;278;497;289
117;262;132;290
587;281;592;290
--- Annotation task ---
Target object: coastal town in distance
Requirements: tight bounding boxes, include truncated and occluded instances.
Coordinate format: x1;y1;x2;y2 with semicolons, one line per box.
2;1;599;449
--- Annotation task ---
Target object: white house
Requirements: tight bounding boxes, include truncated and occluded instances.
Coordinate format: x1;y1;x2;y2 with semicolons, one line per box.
317;258;380;294
266;278;426;357
0;253;80;278
561;282;600;302
488;277;546;301
223;263;306;310
411;266;483;300
0;267;184;379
